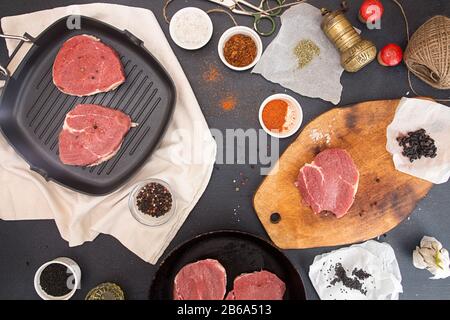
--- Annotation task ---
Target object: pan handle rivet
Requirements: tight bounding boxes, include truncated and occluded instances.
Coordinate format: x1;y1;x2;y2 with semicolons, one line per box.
270;212;281;224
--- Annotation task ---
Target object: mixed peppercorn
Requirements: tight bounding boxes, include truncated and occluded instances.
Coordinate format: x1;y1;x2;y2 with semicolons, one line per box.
136;182;173;218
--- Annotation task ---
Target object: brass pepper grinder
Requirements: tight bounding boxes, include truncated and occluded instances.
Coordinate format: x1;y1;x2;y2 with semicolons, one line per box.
321;3;377;72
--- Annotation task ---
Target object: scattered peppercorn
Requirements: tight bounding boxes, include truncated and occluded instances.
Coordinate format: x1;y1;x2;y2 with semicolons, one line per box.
397;128;437;163
223;34;257;68
136;183;173;217
40;263;73;297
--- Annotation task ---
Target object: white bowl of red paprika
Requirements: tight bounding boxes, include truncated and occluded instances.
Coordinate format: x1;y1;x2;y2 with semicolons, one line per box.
259;94;303;138
218;26;263;71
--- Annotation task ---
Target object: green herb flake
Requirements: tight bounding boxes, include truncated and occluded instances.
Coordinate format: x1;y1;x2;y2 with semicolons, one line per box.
294;39;320;69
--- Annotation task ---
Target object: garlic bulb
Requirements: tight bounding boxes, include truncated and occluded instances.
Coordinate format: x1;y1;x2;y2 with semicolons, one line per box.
413;236;450;279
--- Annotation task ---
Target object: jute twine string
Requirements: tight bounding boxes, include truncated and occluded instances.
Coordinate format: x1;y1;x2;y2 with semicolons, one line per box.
163;0;237;26
392;0;450;102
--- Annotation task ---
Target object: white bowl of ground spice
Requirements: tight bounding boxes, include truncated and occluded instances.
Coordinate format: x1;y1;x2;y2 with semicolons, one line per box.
218;26;263;71
259;94;303;139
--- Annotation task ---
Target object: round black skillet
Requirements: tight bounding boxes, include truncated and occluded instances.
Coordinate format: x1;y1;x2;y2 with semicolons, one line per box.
149;230;306;300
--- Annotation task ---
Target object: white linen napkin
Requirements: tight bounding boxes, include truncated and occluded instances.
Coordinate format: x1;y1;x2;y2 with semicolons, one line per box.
0;3;217;264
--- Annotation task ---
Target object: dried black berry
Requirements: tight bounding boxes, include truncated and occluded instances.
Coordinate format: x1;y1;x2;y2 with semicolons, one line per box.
397;129;437;163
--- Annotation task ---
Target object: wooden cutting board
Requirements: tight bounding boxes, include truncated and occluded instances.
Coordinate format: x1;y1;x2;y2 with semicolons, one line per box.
253;99;433;249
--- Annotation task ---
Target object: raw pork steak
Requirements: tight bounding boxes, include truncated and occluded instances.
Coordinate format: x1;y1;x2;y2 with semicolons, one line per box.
225;270;286;300
173;259;227;300
296;148;359;218
58;104;131;166
53;34;125;96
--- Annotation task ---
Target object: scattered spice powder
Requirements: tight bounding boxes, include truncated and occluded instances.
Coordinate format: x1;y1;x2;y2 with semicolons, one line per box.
262;99;289;132
136;182;173;217
223;34;257;68
294;39;320;69
221;95;237;111
202;64;223;83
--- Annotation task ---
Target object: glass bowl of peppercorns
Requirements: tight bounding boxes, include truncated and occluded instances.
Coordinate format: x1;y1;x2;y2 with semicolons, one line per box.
128;178;175;227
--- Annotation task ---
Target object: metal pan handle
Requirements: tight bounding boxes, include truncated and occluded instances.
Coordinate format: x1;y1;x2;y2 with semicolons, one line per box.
0;33;33;78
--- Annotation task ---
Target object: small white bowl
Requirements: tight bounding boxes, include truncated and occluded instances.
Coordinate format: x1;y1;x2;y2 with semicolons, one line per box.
169;7;213;50
34;257;81;300
218;26;263;71
259;94;303;139
129;178;176;227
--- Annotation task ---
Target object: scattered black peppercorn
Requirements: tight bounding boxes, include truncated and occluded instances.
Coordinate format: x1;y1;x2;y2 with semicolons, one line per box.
136;182;172;217
40;263;73;297
397;129;437;163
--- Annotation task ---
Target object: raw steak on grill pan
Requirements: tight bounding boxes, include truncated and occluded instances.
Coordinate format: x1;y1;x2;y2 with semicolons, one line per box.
53;34;125;96
58;104;132;166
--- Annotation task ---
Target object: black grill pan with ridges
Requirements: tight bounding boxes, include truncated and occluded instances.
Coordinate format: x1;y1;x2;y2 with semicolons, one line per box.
0;16;176;195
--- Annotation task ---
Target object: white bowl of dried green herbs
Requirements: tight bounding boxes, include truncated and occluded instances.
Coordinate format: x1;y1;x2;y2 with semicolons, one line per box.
34;257;81;300
129;178;175;227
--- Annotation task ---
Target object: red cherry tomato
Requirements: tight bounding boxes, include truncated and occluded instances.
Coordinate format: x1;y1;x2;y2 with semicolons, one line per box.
378;44;403;67
359;0;384;23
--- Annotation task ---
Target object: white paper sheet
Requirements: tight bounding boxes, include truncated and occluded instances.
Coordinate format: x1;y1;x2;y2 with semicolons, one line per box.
252;3;344;104
309;240;403;300
386;98;450;184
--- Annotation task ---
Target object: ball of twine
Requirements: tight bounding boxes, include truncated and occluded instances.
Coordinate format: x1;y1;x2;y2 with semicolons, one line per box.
404;15;450;90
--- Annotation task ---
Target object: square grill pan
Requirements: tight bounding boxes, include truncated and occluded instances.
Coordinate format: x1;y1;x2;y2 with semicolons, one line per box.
0;16;176;195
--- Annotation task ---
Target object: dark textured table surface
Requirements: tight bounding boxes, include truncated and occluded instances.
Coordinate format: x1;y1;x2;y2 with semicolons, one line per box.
1;0;449;300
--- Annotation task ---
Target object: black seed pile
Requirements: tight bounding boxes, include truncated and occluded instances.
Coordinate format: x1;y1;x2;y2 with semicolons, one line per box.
40;263;73;297
136;182;172;217
397;129;437;163
352;268;371;280
329;263;369;295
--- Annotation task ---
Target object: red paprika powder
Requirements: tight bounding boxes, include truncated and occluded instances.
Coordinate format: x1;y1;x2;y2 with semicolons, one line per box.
262;99;288;132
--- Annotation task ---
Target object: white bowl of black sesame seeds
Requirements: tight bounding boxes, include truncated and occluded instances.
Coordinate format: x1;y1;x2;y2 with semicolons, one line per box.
34;257;81;300
128;178;176;227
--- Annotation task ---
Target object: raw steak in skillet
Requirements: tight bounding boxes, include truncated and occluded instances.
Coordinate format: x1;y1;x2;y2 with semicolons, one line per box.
58;104;131;166
295;148;359;218
225;270;286;300
173;259;227;300
53;34;125;96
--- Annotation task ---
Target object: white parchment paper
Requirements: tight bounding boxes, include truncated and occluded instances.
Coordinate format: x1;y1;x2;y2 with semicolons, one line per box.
386;98;450;184
252;3;344;104
309;240;403;300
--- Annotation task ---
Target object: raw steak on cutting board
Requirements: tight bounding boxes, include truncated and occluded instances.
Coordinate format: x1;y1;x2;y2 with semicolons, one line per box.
173;259;227;300
296;148;359;218
53;34;125;96
58;104;132;166
225;270;286;300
